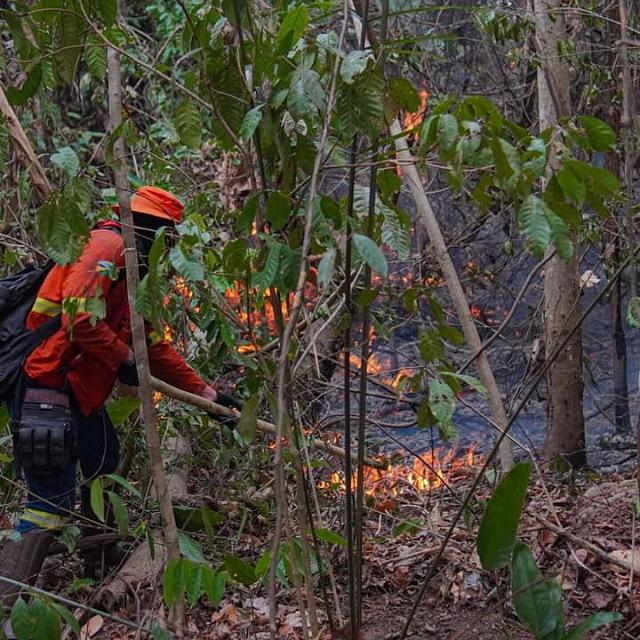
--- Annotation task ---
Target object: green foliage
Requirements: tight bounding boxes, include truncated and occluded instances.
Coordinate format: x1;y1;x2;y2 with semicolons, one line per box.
106;397;141;426
512;541;565;640
37;189;90;265
50;147;80;179
237;395;258;443
85;35;107;79
10;596;75;640
6;65;43;106
224;554;256;585
163;558;226;608
477;462;531;570
239;105;264;142
427;379;456;439
55;6;84;84
352;233;388;277
476;464;622;640
276;5;308;54
90;478;105;522
175;99;203;148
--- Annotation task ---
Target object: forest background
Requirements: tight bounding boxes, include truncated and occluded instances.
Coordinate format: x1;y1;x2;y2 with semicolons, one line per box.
1;0;640;639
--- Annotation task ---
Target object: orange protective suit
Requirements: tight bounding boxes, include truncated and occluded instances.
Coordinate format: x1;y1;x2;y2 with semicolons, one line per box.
23;221;205;415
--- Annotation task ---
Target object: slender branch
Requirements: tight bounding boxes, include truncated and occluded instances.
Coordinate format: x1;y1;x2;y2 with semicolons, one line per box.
107;38;184;635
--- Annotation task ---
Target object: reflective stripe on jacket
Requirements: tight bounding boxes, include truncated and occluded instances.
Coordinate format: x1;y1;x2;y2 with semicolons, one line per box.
24;223;206;415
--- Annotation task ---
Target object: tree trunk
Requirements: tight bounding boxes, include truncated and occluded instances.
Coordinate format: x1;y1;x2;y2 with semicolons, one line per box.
534;0;586;468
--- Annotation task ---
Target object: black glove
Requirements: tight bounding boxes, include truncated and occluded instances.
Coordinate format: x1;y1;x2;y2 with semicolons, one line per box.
118;360;139;386
215;392;242;411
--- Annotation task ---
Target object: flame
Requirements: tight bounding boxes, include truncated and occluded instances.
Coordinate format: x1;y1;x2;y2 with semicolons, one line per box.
318;447;481;498
223;277;318;353
402;89;429;134
348;352;414;390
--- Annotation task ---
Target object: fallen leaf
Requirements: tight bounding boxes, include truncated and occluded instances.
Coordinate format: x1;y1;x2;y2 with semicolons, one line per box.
80;615;104;639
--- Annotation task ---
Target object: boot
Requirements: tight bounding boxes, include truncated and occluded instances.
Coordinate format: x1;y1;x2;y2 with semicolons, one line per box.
79;494;126;579
0;529;55;611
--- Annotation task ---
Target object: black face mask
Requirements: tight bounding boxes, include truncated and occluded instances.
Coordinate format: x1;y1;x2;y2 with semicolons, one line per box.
132;213;175;280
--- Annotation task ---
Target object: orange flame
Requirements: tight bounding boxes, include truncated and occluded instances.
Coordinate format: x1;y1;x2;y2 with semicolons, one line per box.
348;352;414;390
402;89;429;134
318;447;481;498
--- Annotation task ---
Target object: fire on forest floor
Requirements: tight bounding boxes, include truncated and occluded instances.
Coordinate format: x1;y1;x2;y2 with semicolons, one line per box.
318;446;482;502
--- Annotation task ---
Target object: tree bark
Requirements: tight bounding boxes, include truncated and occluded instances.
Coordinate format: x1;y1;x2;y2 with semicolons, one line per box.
107;42;184;633
534;0;586;467
0;84;51;202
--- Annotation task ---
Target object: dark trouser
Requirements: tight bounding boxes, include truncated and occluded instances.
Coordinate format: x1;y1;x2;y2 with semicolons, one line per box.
10;385;119;533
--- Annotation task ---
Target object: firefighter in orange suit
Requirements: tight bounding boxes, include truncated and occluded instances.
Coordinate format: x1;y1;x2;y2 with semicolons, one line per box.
0;186;218;609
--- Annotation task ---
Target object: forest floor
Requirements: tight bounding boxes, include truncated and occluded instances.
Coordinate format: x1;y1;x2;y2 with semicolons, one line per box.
36;461;640;640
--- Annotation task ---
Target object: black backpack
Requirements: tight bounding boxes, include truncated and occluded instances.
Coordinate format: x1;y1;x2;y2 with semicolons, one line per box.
0;262;61;406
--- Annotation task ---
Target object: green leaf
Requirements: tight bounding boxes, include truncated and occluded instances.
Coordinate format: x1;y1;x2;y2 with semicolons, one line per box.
93;0;118;27
437;113;458;151
32;598;60;640
428;379;456;438
224;554;256;585
184;562;203;605
352;234;388;277
50;603;80;637
518;195;552;257
265;191;291;231
203;570;226;606
560;612;623;640
237;395;258;444
107;491;129;536
175;99;203;148
169;246;204;281
58;525;81;553
6;65;42;106
106;397;141;427
556;167;586;206
50;146;80;179
173;506;225;531
103;473;142;500
90;478;105;522
388;77;420;112
317;248;336;288
276;5;308;54
545;206;573;260
314;528;347;547
252;241;282;290
512;541;564;640
341;50;373;84
564;160;620;196
11;598;34;640
56;11;83;84
179;532;206;563
579;116;616;152
477;462;531;570
85;35;107;79
163;558;184;608
239;104;264;142
442;372;486;395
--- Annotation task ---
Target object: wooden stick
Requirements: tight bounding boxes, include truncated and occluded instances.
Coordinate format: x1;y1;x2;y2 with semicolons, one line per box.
0;84;51;201
535;515;634;572
150;376;387;470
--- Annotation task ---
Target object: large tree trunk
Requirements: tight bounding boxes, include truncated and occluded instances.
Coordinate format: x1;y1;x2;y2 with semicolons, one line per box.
534;0;586;467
